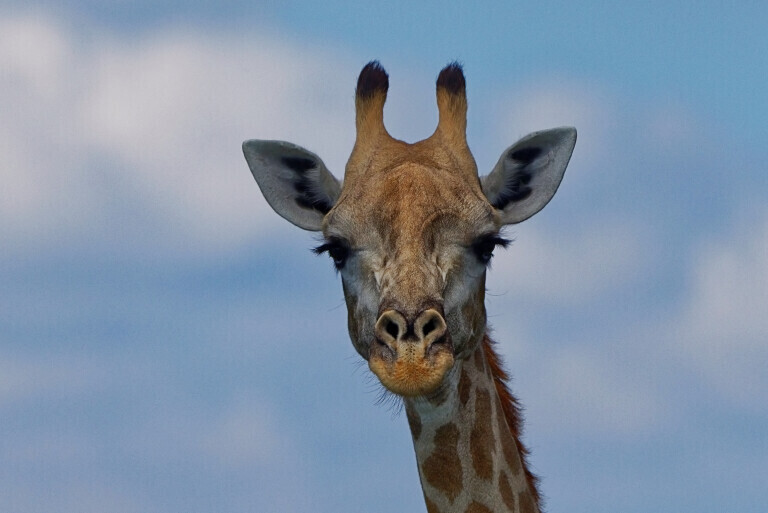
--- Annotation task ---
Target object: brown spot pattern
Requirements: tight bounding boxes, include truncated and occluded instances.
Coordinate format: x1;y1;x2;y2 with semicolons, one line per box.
406;406;422;440
421;423;462;502
429;388;449;407
517;491;537;513
465;501;492;513
458;367;472;406
474;345;485;372
498;471;516;511
470;388;494;480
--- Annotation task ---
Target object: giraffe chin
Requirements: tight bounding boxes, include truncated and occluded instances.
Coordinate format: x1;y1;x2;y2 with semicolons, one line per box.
368;340;455;397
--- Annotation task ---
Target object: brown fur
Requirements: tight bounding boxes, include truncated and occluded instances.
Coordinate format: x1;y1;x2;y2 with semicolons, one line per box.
497;402;523;477
483;335;541;509
498;470;516;511
465;501;493;513
424;496;442;513
421;423;463;502
458;367;472;406
406;406;422;440
517;491;537;513
470;388;494;480
474;343;485;371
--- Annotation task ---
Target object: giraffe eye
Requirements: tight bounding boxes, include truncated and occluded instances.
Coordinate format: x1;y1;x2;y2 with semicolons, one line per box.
471;234;510;265
328;245;348;267
314;238;350;270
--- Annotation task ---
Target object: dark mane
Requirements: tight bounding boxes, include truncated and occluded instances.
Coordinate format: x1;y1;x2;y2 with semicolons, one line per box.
483;335;542;509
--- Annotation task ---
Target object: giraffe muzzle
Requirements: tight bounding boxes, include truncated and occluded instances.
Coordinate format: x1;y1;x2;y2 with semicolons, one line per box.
368;308;455;396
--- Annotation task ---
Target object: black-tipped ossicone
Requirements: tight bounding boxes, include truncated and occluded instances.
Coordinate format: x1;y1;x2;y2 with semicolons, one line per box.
436;62;465;95
356;61;389;99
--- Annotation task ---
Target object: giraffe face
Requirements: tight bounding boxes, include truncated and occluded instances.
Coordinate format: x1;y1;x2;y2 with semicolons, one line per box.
243;62;576;398
320;158;504;396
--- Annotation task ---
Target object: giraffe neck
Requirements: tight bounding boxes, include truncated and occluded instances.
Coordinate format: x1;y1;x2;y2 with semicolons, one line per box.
403;335;540;513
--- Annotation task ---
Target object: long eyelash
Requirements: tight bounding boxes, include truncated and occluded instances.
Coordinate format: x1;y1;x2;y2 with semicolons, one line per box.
315;236;512;256
313;242;333;255
492;235;512;248
312;236;343;255
479;233;512;248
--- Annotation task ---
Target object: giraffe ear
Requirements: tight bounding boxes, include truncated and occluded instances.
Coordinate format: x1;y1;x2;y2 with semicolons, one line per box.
243;140;342;231
481;127;576;224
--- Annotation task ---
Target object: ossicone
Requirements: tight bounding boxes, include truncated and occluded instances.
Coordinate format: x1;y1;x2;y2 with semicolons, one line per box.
356;60;389;99
435;61;468;148
352;61;393;164
436;61;466;96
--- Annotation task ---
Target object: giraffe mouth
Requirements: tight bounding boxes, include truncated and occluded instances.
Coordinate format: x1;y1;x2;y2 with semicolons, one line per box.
368;334;455;397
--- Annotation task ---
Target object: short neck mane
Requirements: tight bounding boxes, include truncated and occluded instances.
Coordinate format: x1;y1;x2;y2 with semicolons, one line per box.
483;335;541;508
403;334;540;513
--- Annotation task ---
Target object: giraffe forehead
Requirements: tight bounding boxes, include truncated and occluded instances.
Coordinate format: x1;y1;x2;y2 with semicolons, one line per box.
329;163;495;246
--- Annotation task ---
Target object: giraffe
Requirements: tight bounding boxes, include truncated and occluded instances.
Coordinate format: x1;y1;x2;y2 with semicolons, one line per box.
243;62;576;513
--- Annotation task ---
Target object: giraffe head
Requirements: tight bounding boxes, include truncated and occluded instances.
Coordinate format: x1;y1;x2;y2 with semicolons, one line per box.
244;62;575;397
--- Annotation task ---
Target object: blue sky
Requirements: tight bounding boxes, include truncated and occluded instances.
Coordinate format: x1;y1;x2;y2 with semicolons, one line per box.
1;2;767;512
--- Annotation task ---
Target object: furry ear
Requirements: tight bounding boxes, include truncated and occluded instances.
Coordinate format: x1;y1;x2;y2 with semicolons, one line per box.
243;140;341;231
481;127;576;224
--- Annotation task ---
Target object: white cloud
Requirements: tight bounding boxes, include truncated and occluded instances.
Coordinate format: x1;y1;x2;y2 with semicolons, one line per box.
0;16;359;260
0;16;90;246
0;15;69;98
488;219;648;306
491;78;615;176
530;347;667;436
673;210;768;410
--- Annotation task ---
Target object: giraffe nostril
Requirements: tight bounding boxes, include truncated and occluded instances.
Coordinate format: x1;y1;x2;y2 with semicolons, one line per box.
385;319;400;340
422;319;436;337
375;310;407;346
415;309;447;345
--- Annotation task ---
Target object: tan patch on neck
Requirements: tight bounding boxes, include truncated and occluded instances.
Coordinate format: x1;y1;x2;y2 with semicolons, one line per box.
424;496;441;513
458;366;472;406
465;501;493;513
421;423;462;502
470;388;493;480
498;470;515;510
497;403;523;476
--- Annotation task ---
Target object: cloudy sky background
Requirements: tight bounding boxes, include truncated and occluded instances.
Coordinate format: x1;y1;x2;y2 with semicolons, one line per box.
2;2;767;512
